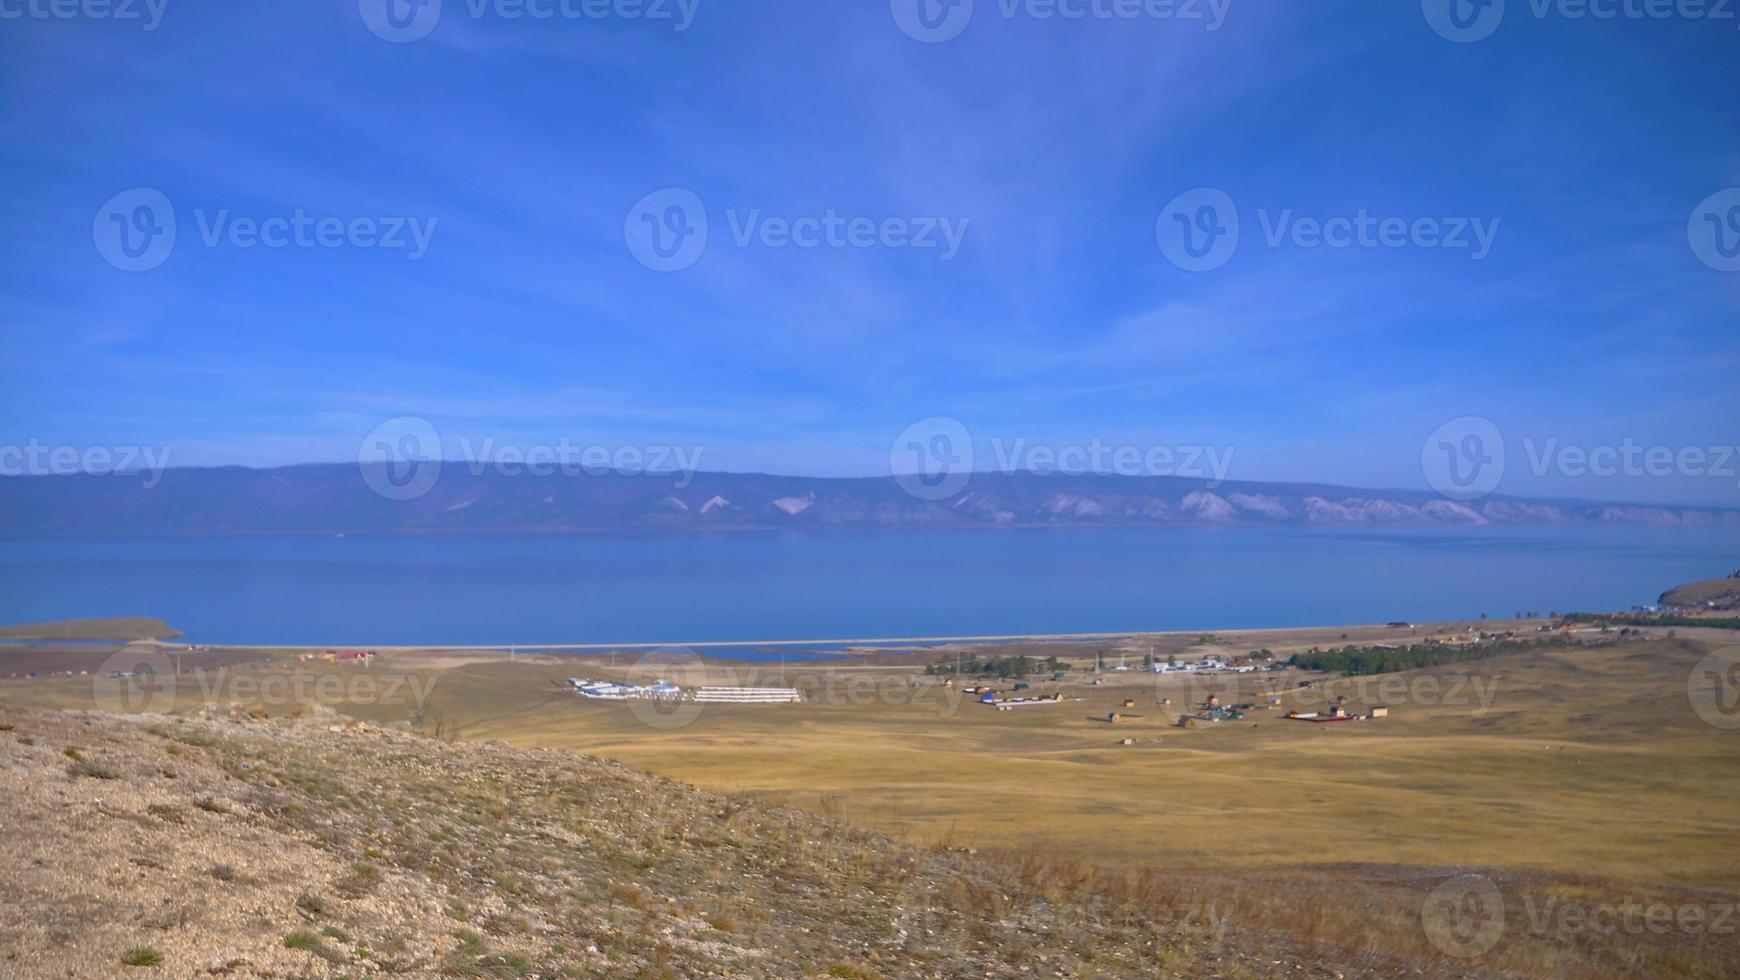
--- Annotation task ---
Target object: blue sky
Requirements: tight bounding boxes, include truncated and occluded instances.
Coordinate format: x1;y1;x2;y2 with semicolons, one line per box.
1;0;1737;504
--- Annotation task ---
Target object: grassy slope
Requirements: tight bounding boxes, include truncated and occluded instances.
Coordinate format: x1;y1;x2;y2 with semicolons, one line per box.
0;707;1359;980
3;635;1737;976
404;637;1740;979
432;640;1740;891
1661;576;1740;608
0;617;179;641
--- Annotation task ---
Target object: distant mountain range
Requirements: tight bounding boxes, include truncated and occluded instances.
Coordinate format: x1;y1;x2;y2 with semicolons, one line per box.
3;464;1737;536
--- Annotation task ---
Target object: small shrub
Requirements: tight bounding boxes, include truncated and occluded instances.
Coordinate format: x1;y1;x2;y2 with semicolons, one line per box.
145;804;182;823
283;930;320;951
320;926;351;943
68;759;120;780
120;946;163;967
295;893;329;918
337;860;382;897
609;884;646;908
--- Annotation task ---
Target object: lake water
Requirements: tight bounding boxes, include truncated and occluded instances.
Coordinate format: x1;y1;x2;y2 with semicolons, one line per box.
0;527;1735;646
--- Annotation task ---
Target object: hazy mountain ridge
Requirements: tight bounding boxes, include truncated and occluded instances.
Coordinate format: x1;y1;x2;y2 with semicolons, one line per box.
3;465;1737;535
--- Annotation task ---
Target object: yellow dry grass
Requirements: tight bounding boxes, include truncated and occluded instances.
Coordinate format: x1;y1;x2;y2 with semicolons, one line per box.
385;637;1740;894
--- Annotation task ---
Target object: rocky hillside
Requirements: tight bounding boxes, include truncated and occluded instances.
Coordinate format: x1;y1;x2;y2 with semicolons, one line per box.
3;466;1736;535
0;706;1404;979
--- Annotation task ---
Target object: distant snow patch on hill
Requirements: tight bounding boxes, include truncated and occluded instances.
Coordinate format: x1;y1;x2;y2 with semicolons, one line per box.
773;492;815;515
1180;491;1238;522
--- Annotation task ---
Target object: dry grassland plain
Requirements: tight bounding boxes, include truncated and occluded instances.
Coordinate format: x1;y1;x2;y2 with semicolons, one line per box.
4;619;1739;976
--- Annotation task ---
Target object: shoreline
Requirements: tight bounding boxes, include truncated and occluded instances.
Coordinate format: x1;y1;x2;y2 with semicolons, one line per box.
125;619;1490;655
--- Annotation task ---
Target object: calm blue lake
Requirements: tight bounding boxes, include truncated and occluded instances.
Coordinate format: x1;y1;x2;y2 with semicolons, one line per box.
0;527;1734;646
